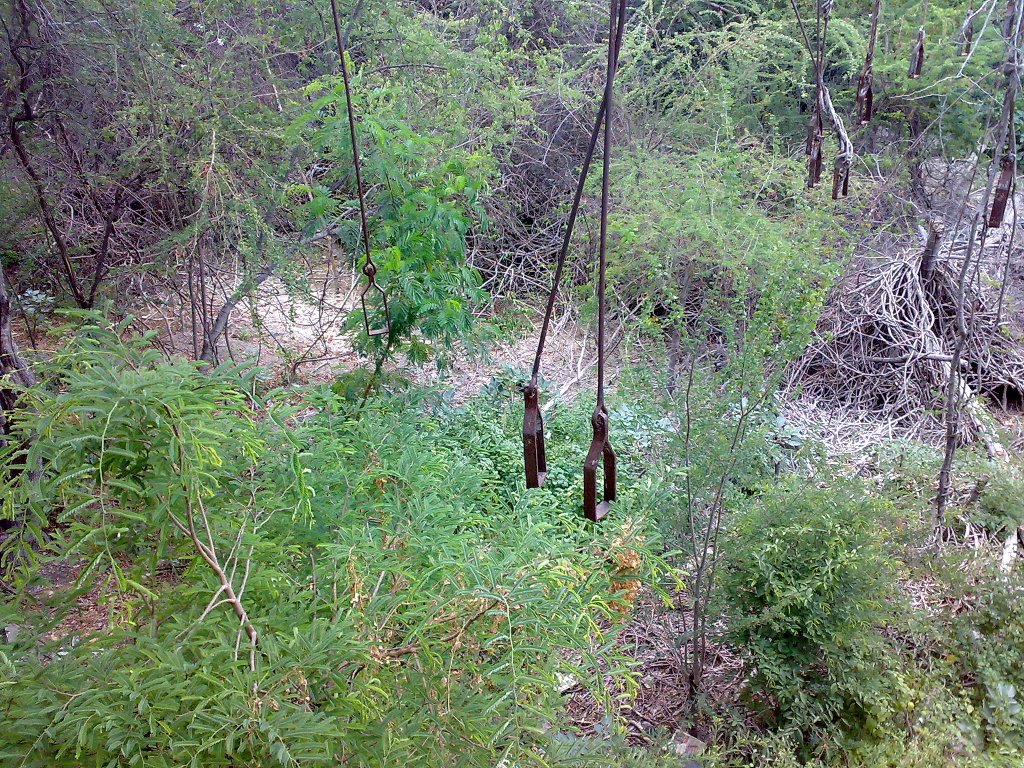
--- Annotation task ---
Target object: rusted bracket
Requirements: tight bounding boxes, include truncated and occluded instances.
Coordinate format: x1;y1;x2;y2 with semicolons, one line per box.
583;407;616;522
856;0;880;124
808;137;823;188
522;382;547;488
806;111;823;188
832;156;851;200
855;70;873;124
989;153;1015;228
908;27;925;79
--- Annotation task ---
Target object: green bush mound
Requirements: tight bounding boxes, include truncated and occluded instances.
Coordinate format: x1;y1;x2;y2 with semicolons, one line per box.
939;567;1024;756
719;479;908;758
976;474;1024;536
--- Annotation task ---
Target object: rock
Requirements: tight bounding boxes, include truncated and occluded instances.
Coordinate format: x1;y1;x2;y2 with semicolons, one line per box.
669;731;705;758
3;624;19;643
555;672;577;693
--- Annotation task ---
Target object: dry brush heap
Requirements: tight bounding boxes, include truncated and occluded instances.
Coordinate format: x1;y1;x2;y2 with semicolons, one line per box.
791;221;1024;442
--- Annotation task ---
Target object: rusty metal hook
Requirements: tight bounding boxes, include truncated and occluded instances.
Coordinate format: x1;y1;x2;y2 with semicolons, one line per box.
855;0;880;125
832;156;851;199
908;26;925;79
806;110;823;188
989;153;1015;228
522;382;547;488
855;72;873;124
583;407;616;522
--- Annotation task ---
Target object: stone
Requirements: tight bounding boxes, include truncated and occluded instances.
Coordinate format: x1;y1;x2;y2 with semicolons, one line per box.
669;730;706;758
555;672;577;693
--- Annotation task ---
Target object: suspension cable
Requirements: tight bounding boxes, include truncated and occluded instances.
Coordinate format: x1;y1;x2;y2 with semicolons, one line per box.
529;5;627;386
596;0;620;413
581;0;624;521
523;0;627;502
329;0;391;336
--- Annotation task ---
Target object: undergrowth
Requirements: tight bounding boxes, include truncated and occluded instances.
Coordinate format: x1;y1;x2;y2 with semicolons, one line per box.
2;329;1024;768
0;326;665;768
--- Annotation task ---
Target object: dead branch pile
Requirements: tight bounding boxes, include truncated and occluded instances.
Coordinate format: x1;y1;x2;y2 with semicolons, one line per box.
790;226;1024;441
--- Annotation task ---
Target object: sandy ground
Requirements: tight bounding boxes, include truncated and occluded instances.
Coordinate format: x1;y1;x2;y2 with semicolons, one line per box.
196;266;622;406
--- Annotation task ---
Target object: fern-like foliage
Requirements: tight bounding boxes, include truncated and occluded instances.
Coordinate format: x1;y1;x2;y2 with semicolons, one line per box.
0;324;662;768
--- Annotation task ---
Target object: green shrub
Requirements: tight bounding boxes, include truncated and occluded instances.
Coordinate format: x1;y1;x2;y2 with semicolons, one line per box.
947;569;1024;753
329;367;412;402
977;474;1024;536
719;479;906;755
291;80;488;369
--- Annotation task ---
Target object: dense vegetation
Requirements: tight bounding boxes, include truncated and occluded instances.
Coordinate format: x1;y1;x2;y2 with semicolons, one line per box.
2;0;1024;765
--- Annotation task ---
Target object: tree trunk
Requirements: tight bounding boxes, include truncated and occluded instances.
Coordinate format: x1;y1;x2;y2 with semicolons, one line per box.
198;266;273;368
0;268;37;440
